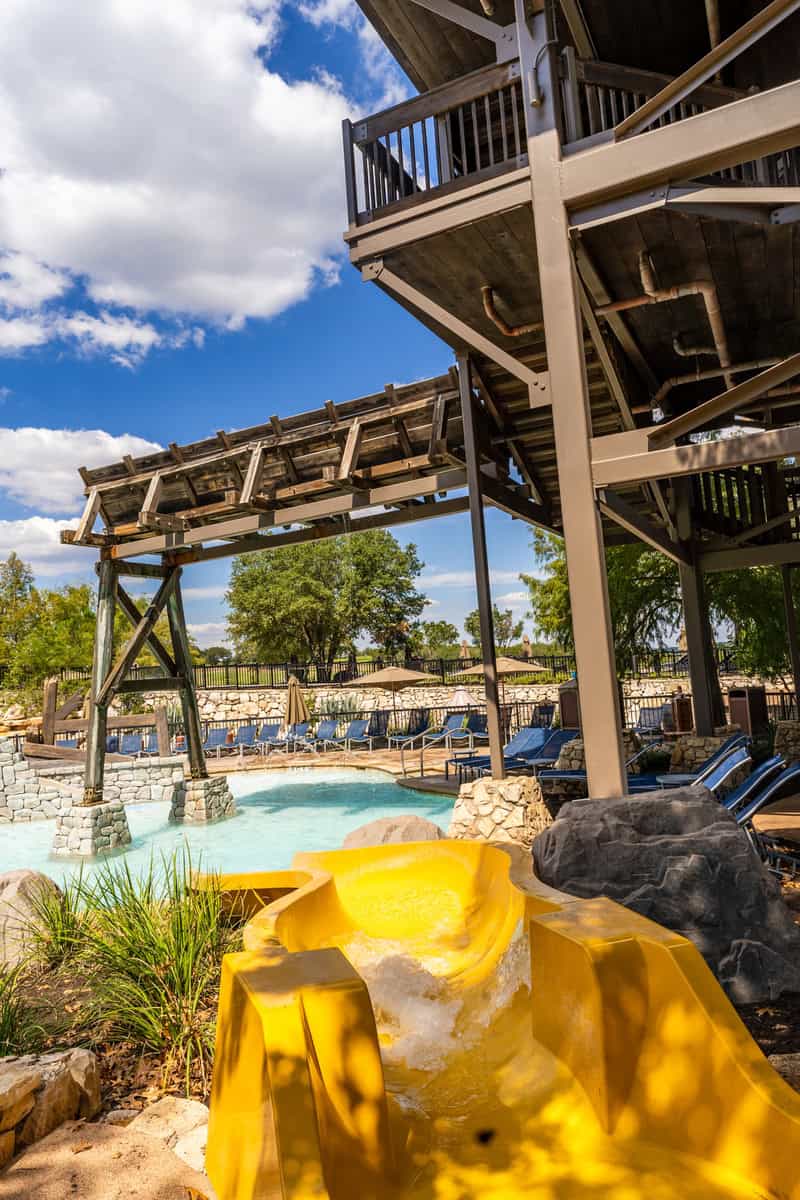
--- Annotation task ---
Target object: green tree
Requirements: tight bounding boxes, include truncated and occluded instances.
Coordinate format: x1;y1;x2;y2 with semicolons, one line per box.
705;568;797;685
203;645;233;665
7;584;96;683
226;531;426;671
408;619;459;658
464;606;524;651
521;530;681;674
0;553;39;666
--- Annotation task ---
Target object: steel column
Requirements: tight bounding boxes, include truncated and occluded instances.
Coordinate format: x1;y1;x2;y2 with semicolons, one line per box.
83;559;118;805
457;354;505;780
781;565;800;716
516;1;626;798
166;579;208;780
678;559;724;736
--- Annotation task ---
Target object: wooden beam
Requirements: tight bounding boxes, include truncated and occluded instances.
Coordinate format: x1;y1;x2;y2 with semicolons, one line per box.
240;444;266;506
115;583;178;676
24;743;131;764
117;676;185;694
138;472;164;529
166;579;207;780
649;354;800;449
338;418;364;481
592;424;800;488
615;0;800;140
155;707;171;757
41;678;59;746
112;561;171;579
83;559;118;804
74;490;103;544
54;690;85;722
561;78;800;209
597;488;689;564
96;570;179;707
479;475;553;529
364;262;551;404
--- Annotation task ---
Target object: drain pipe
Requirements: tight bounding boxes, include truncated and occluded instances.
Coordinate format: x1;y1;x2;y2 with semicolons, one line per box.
630;356;783;414
481;285;543;338
478;0;495;13
705;0;723;81
596;253;735;390
672;335;716;359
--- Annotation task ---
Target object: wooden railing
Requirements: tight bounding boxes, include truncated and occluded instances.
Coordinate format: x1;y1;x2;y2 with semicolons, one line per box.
343;58;526;225
344;53;800;227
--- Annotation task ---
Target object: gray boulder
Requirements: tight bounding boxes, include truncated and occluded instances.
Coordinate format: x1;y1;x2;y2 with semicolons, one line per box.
343;815;445;849
532;788;800;1003
0;870;60;968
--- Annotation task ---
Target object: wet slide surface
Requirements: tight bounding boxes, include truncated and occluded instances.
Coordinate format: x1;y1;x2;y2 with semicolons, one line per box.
206;842;800;1199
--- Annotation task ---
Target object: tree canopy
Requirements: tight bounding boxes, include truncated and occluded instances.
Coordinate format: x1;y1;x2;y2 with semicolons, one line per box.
408;619;459;658
521;529;800;682
464;605;524;651
226;531;427;669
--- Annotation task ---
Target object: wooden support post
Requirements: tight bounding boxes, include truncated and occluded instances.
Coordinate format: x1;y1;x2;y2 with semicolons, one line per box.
166;579;207;780
458;354;505;780
83;559;118;805
517;1;626;798
678;559;724;735
155;706;171;758
781;565;800;718
41;678;58;746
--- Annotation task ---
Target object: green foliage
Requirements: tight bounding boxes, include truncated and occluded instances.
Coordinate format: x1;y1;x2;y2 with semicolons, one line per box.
24;872;87;970
0;966;45;1055
521;531;681;675
464;606;524;651
408;619;459;658
0;553;38;667
75;852;239;1093
706;568;796;684
202;645;233;665
227;531;426;669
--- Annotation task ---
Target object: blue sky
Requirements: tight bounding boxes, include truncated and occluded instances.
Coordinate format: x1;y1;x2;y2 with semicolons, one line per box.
0;0;537;648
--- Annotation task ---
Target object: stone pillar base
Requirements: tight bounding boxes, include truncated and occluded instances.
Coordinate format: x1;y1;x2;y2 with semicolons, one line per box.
52;801;132;858
170;775;236;824
448;775;555;848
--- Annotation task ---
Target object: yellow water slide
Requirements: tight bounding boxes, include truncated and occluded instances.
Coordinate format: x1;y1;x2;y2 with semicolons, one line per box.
205;841;800;1199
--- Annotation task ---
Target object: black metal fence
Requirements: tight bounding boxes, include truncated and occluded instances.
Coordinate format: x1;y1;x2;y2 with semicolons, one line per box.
0;646;741;692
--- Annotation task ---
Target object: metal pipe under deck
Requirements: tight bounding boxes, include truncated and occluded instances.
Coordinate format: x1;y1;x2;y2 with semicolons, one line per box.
630;356;784;413
481;285;544;338
596;253;735;391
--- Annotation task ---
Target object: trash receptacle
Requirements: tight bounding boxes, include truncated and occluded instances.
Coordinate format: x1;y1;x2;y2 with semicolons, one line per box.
558;679;581;730
728;685;769;738
672;693;693;732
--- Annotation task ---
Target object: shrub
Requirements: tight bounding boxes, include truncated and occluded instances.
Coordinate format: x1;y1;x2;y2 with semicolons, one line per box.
78;851;238;1093
23;870;86;970
0;966;45;1055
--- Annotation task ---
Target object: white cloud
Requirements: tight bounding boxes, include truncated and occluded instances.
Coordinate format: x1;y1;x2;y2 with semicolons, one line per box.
183;584;228;599
496;591;528;605
0;427;162;512
298;0;408;108
0;0;357;359
420;570;522;589
0;516;88;577
188;622;230;646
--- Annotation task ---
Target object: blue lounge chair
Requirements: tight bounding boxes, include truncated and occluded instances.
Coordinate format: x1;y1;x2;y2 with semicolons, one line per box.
141;732;160;756
733;763;800;873
447;712;489;751
303;718;340;752
58;738;78;751
263;722;311;753
201;727;230;758
446;725;548;781
387;710;430;750
421;713;467;751
531;702;555;728
324;718;374;751
721;754;785;812
367;710;390;742
503;728;579;776
105;735;119;754
625;732;750;793
221;724;258;756
632;705;664;739
120;733;142;756
254;723;280;753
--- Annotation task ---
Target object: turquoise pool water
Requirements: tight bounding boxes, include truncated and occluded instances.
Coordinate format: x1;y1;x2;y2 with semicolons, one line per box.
0;768;453;884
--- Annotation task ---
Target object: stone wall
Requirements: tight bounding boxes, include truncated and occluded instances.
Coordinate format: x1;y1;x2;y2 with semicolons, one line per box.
0;737;185;824
448;775;556;847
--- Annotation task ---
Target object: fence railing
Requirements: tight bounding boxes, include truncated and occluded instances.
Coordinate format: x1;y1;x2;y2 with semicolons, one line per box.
343;58;526;225
0;646;743;692
344;53;800;228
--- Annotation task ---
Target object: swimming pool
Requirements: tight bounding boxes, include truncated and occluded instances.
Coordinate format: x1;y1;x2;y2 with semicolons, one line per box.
0;768;453;884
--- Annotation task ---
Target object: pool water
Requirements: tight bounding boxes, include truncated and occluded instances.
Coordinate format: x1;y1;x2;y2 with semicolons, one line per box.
0;768;453;884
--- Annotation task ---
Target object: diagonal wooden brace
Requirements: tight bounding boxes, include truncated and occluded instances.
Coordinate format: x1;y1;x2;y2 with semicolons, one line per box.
96;569;180;707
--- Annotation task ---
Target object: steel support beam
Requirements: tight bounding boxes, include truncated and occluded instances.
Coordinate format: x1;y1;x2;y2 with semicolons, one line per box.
406;0;516;57
83;559;118;805
569;185;800;232
597;489;689;564
649;353;800;449
782;565;800;712
592;423;800;488
517;1;626;798
678;559;724;736
166;579;207;780
363;262;550;405
561;78;800;209
700;541;800;572
615;0;800;140
458;355;504;780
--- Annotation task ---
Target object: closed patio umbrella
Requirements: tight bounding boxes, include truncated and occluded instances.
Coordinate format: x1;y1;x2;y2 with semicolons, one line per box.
454;655;548;713
285;674;310;729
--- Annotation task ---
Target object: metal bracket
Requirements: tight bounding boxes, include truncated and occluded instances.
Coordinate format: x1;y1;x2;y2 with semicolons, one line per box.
362;260;384;283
